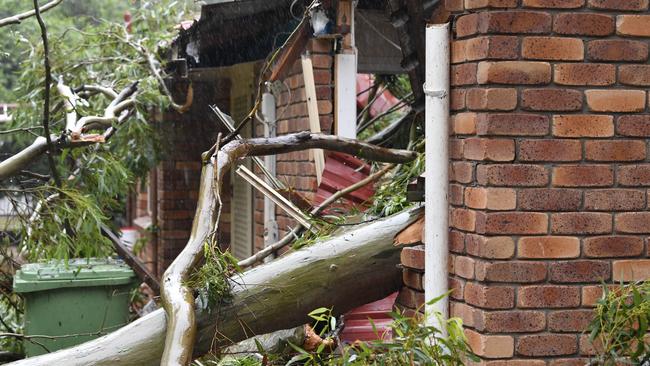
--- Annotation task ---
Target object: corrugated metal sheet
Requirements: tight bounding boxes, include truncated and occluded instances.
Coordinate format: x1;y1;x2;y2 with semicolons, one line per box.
313;152;375;211
340;292;397;343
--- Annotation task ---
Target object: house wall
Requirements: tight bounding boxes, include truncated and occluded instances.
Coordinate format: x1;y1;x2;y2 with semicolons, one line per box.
252;38;335;253
137;76;231;275
438;0;650;364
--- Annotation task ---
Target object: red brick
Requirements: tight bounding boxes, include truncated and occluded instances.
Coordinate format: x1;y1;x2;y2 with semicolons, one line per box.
477;61;551;84
584;189;645;211
584;236;644;258
451;63;478;86
617;115;650;137
485;360;547;366
453;112;477;134
465;329;515;359
476;310;546;333
450;302;475;327
450;230;466;253
475;261;547;282
518;236;580;259
455;256;476;279
554;13;614;36
522;89;583;111
552;165;613;187
588;0;648;10
582;285;612;306
519;139;582;162
553;114;614;138
465;187;516;210
585;140;646;162
478;11;552;34
401;245;425;270
451;89;466;110
587;40;648;61
516;334;578;356
452;162;473;183
450;139;464;160
449;277;465;300
466;36;520;61
548;310;595;332
446;0;465;11
490;188;517;210
452;208;477;231
522;37;584;61
612;260;650;281
523;0;584;8
463;138;515;161
586;90;646;113
549;260;611;283
466;88;517;111
465;282;515;309
450;184;464;206
554;63;615;86
518;188;582;211
550;359;592;366
397;287;425;309
579;334;602;356
465;0;518;8
618;164;650;186
478;164;549;186
465;235;515;259
617;15;650;37
551;212;612;234
615;212;650;233
476;212;548;234
456;13;479;38
403;269;424;290
518;285;581;308
619;65;650;87
477;113;549;136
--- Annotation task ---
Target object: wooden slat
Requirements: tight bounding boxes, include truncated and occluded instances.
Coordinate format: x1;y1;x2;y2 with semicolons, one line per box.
301;55;325;185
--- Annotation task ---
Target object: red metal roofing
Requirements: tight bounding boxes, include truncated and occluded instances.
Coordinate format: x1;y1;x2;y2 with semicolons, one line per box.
339;292;397;343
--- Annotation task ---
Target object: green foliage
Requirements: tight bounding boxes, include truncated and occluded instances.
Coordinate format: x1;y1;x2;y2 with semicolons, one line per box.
587;281;650;365
186;245;241;309
208;294;478;366
368;148;424;217
1;0;198;261
21;185;114;260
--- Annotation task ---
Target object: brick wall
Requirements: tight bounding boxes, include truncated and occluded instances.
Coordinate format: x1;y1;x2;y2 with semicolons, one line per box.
442;0;650;363
152;77;231;274
252;39;335;253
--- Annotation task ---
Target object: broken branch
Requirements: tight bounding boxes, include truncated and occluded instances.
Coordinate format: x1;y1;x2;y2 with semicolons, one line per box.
0;0;63;28
160;132;417;365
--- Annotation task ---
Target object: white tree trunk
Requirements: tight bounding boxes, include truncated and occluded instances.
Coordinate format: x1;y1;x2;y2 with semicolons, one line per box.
8;206;422;366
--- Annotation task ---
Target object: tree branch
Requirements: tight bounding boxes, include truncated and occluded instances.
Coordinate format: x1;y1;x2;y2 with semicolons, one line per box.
0;0;63;28
237;163;396;269
160;132;417;365
34;0;61;187
0;84;138;181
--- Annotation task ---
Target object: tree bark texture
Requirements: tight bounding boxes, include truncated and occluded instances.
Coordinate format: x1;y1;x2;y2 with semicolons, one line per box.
8;206;422;366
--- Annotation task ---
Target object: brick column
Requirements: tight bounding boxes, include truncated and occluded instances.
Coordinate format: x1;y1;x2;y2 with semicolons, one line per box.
252;39;335;253
446;0;650;364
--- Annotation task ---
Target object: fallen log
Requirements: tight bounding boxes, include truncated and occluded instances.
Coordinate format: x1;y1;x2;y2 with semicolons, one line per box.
8;206;422;366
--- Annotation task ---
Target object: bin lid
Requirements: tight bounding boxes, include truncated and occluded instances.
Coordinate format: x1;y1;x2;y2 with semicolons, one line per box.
13;258;136;293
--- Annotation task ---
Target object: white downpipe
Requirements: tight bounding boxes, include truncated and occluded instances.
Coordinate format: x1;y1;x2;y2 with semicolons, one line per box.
262;92;278;258
424;23;450;329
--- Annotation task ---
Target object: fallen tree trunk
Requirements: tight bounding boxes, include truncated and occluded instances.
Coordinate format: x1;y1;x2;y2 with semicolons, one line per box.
160;131;417;365
8;206;422;366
